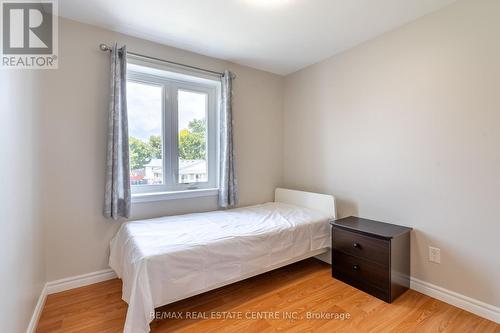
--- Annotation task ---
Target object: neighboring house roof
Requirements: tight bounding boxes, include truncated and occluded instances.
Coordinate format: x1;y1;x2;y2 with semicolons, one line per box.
144;159;162;168
180;160;206;174
144;159;207;174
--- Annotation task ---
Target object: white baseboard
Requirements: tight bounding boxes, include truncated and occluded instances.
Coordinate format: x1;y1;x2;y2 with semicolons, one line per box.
46;268;117;295
410;277;500;324
27;269;117;332
26;284;47;333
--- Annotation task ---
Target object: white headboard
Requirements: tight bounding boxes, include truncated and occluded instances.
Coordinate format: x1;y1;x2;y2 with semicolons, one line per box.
274;188;336;218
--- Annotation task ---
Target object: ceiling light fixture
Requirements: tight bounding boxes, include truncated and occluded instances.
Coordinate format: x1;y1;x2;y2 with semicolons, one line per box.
244;0;291;8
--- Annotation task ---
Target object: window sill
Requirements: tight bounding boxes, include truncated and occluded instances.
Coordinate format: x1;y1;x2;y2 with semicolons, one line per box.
132;188;219;204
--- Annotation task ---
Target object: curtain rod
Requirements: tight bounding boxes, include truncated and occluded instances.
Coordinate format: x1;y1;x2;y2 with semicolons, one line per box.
99;43;230;78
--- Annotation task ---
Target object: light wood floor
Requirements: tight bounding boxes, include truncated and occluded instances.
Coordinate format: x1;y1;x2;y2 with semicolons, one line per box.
37;258;499;333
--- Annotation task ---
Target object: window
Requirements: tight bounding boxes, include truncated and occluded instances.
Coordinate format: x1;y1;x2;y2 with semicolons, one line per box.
127;59;220;199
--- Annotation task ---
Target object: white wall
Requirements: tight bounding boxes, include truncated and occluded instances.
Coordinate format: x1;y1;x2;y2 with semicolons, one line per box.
6;0;500;327
0;71;45;331
41;18;284;281
283;0;500;307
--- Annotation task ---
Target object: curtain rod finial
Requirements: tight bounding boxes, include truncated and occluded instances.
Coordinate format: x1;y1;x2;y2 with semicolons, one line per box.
99;43;111;52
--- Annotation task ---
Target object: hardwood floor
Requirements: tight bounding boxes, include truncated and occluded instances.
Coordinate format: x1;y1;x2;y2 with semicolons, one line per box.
37;258;499;333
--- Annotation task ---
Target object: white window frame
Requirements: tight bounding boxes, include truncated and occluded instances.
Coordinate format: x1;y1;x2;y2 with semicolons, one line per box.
127;57;220;201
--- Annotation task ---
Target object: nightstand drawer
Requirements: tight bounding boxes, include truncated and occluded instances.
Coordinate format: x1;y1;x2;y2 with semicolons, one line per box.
333;250;389;291
333;228;390;266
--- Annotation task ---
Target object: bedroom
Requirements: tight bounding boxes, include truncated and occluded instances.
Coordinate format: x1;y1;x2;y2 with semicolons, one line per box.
0;0;499;332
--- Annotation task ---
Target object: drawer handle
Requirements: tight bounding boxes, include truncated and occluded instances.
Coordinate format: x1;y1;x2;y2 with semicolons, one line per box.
353;242;360;248
353;265;360;271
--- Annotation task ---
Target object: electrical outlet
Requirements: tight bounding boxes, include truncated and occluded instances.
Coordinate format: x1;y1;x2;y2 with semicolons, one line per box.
429;246;441;264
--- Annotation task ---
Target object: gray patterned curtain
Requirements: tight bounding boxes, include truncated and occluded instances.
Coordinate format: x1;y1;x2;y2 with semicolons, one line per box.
104;43;131;219
219;70;238;208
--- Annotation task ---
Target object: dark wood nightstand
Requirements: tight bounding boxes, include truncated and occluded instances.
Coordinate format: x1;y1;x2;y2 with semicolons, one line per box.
330;216;412;303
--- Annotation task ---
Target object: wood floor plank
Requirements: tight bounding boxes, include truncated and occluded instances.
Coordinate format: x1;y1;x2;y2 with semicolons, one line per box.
36;259;499;332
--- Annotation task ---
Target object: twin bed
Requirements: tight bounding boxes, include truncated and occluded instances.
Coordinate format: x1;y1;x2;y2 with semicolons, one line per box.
109;188;336;333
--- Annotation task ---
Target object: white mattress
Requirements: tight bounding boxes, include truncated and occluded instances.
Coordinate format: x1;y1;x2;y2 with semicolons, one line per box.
109;202;331;333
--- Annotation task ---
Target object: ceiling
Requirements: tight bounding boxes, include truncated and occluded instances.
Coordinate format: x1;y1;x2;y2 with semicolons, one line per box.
59;0;457;75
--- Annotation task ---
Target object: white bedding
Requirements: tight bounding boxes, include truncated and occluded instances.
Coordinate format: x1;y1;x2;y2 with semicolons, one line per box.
109;202;331;333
